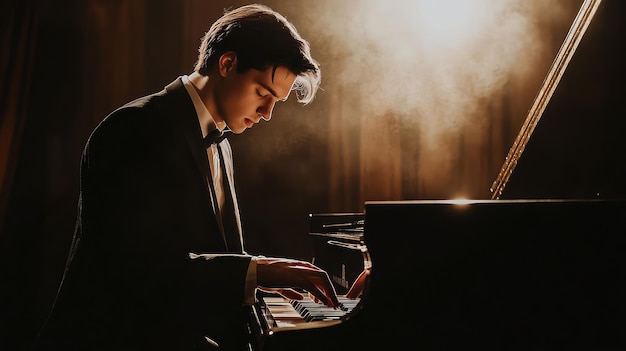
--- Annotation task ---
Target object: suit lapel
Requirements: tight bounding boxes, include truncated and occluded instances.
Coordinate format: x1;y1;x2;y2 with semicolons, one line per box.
163;79;211;189
161;78;229;250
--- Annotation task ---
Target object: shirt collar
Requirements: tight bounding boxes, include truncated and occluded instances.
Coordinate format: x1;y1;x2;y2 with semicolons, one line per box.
180;74;224;138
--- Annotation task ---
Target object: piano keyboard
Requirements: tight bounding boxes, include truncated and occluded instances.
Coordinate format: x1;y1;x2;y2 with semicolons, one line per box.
260;296;361;330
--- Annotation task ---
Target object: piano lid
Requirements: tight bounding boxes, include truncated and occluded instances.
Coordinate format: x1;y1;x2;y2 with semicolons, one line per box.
491;0;626;200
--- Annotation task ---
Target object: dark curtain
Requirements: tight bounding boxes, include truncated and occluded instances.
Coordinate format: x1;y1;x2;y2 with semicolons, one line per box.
0;1;41;231
0;1;46;350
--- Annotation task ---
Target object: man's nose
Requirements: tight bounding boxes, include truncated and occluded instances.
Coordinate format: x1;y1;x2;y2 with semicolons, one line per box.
258;101;275;121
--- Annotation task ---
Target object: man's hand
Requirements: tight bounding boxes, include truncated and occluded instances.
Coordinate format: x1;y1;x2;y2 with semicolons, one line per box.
345;268;370;299
256;257;340;308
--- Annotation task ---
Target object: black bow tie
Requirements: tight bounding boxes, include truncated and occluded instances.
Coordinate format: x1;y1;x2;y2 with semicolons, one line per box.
203;128;227;148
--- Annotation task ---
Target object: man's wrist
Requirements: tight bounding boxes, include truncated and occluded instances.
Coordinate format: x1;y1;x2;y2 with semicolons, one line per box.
243;256;258;305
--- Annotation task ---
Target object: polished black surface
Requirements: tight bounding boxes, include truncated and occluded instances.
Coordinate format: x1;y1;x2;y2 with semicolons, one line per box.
362;199;626;349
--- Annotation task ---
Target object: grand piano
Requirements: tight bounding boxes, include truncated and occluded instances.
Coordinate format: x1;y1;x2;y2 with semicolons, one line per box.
247;0;626;349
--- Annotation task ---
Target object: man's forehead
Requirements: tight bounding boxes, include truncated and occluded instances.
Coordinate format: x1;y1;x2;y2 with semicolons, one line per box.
259;66;296;100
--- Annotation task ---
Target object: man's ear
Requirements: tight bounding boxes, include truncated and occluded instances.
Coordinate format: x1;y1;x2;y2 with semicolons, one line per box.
218;51;237;77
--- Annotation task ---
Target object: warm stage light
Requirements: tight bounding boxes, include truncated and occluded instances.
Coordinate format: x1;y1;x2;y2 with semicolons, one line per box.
414;0;491;51
307;0;574;198
361;0;508;56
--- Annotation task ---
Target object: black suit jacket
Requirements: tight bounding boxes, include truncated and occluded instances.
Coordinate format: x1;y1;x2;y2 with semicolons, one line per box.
34;78;253;350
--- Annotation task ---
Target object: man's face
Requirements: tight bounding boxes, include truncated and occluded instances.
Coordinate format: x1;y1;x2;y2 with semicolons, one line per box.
214;64;296;134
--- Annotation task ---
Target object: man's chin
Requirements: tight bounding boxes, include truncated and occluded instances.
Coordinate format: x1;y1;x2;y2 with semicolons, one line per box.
230;126;247;134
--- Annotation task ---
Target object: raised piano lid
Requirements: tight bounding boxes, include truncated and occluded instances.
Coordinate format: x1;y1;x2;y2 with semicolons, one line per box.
495;0;626;200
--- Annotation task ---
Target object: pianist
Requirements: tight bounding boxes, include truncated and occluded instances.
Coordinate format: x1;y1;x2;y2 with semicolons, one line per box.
33;4;340;350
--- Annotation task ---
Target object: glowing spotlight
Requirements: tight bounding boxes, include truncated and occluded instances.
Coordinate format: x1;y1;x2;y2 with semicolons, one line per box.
415;0;491;49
